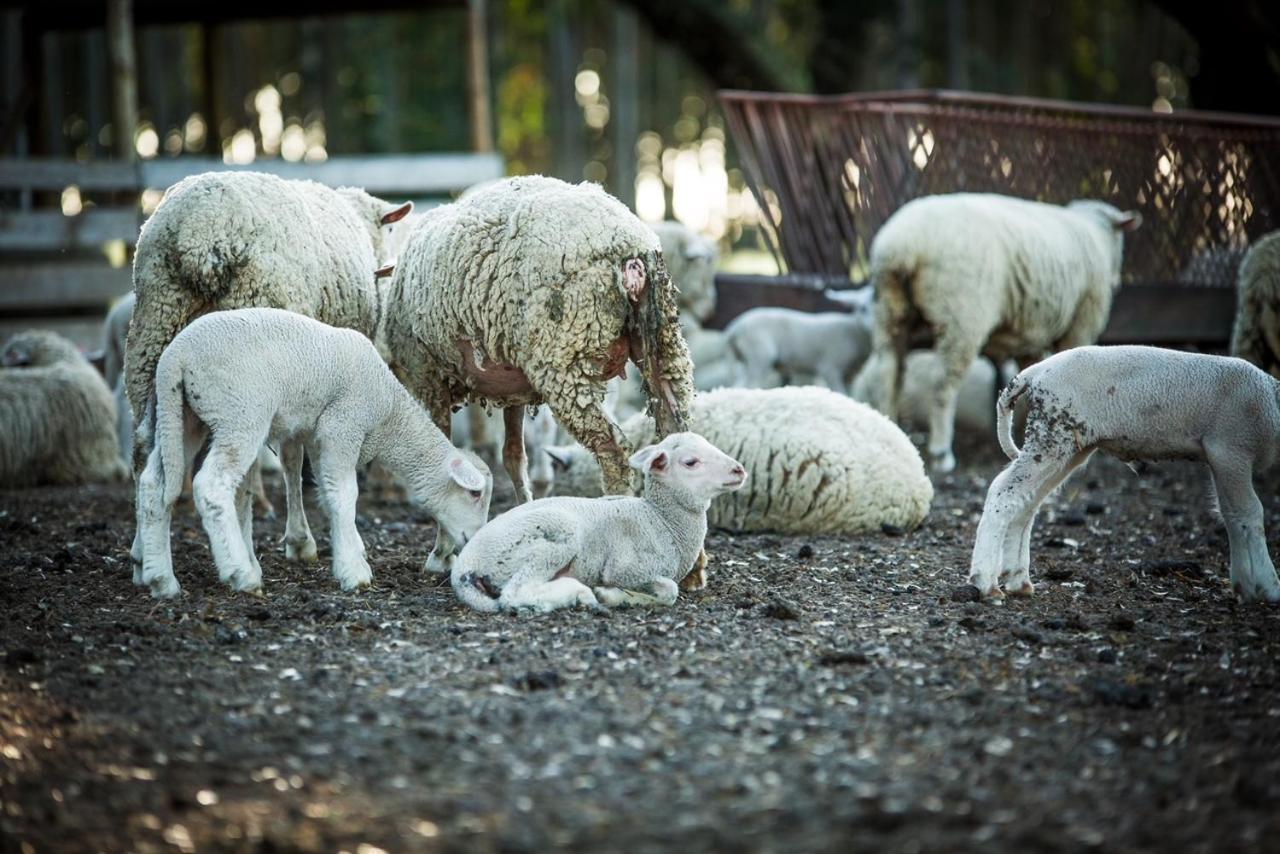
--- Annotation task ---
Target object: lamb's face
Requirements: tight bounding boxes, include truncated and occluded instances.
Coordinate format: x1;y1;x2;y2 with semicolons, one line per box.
340;188;414;269
630;432;746;502
1;331;83;368
428;452;493;551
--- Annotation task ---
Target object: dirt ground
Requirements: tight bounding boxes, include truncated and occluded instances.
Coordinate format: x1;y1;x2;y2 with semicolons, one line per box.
3;435;1280;853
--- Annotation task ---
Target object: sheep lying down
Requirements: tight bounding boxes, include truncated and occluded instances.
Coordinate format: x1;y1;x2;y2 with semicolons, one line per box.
452;432;746;614
970;345;1280;602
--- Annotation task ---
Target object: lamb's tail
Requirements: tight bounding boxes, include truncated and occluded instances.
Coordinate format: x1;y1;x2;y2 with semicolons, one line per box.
996;370;1036;461
450;562;502;613
153;353;188;507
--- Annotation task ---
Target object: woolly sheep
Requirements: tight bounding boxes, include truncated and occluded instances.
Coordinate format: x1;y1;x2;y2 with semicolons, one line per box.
381;175;694;514
545;386;933;536
125;170;412;474
869;193;1141;473
0;330;127;487
1230;231;1280;377
724;301;874;393
650;220;718;323
970;345;1280;602
451;432;745;613
133;308;491;599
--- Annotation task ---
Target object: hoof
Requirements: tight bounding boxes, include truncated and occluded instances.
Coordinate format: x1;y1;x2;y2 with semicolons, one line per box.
148;576;181;600
1005;579;1035;598
424;551;454;576
928;450;956;475
680;565;707;592
285;537;318;563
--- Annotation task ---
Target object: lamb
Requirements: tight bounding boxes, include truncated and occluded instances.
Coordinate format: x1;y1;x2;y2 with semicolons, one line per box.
1230;231;1280;377
381;175;693;516
0;330;127;487
969;345;1280;602
724;299;874;393
851;351;1002;437
650;220;718;323
451;432;745;613
132;308;491;599
545;386;933;536
125;170;412;475
869;193;1141;473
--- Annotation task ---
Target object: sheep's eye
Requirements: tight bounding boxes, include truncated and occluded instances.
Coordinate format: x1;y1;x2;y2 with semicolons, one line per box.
468;488;483;499
682;458;699;468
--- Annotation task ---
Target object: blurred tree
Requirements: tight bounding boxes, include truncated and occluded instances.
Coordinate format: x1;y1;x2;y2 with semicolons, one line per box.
1151;0;1280;114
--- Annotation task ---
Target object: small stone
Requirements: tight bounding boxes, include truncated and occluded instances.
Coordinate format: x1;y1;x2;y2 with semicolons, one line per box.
247;607;271;622
1059;512;1087;527
796;544;815;560
1096;647;1117;664
818;650;870;667
880;523;906;537
760;599;801;621
1085;502;1107;515
1011;625;1045;645
950;585;982;603
514;670;561;692
4;648;39;666
1087;677;1152;709
214;627;248;645
1108;614;1137;632
1044;566;1075;581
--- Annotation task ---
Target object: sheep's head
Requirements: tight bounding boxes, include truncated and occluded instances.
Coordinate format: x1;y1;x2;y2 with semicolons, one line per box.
1;330;85;369
1068;200;1143;284
629;432;746;505
338;187;415;272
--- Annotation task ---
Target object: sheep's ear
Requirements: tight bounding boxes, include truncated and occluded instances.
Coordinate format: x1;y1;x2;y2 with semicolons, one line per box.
449;456;486;492
380;201;413;225
1;347;30;367
629;445;667;473
544;447;572;472
374;263;395;279
1113;210;1142;232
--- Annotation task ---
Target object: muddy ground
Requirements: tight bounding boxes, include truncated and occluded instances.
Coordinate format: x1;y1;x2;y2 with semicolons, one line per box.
3;436;1280;853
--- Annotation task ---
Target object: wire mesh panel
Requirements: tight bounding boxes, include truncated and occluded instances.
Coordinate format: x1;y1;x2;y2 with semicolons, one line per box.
720;89;1280;288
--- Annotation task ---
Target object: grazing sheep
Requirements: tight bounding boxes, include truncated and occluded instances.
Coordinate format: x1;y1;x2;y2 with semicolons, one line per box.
133;308;491;599
0;330;127;487
870;193;1141;473
1230;231;1280;377
969;345;1280;602
125;170;412;474
381;175;693;515
650;220;718;323
546;386;933;536
852;351;1001;437
452;432;745;613
725;302;874;393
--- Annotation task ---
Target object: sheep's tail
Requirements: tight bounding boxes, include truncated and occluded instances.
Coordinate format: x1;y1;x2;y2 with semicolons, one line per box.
450;562;502;613
153;354;188;507
996;371;1034;461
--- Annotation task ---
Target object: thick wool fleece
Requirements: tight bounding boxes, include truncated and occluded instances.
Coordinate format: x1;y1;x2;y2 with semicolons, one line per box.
1231;231;1280;377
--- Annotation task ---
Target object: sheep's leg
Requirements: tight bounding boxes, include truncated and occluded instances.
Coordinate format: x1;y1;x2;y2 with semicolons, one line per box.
925;336;982;474
1000;448;1093;596
193;441;260;592
469;404;499;468
135;448;179;599
537;371;632;495
502;406;534;504
680;547;708;591
314;450;372;592
248;456;275;519
1206;449;1280;602
280;440;318;563
594;577;679;608
234;475;263;592
424;401;459;577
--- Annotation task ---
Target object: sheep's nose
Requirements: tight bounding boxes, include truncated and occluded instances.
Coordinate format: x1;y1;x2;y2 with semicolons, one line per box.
730;464;746;477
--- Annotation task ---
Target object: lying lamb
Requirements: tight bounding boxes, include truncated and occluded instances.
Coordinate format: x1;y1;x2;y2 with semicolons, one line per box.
1;330;127;486
970;345;1280;602
133;308;491;599
451;432;745;613
1230;230;1280;377
870;193;1141;473
724;296;874;392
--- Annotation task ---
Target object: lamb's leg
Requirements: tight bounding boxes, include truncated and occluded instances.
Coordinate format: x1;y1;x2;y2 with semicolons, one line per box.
235;475;262;592
314;452;372;592
425;401;459;576
1000;448;1093;596
870;280;911;421
248;456;275;519
193;441;260;592
1206;449;1280;602
502;405;534;504
135;448;179;598
280;440;318;563
594;577;679;608
501;577;602;613
925;334;982;474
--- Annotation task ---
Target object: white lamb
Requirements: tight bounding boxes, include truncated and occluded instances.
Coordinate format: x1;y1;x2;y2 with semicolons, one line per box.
545;386;933;536
870;193;1141;473
724;298;874;393
650;220;719;323
1230;230;1280;377
969;345;1280;602
1;330;127;487
852;351;1001;437
451;432;745;613
133;308;492;599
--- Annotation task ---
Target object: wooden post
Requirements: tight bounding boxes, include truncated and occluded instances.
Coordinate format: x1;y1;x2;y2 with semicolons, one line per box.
466;0;493;153
105;0;137;162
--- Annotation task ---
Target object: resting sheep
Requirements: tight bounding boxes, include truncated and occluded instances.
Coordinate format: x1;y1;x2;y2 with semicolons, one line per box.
869;193;1141;473
725;299;873;393
650;220;718;323
381;175;693;515
125;170;412;475
452;432;745;613
1;330;127;487
969;345;1280;603
1230;231;1280;377
133;308;491;599
546;386;933;536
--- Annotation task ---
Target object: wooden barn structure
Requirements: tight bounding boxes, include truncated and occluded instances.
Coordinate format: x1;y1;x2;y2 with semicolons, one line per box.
712;89;1280;346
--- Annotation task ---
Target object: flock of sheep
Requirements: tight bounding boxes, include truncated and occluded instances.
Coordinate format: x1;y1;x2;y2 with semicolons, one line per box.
4;169;1280;613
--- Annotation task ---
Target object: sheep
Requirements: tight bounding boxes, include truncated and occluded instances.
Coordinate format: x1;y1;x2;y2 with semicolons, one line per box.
650;220;718;323
544;386;933;536
852;351;1002;437
450;404;561;498
451;432;745;613
1230;231;1280;378
381;174;694;518
124;170;413;476
869;193;1142;474
724;300;874;393
969;345;1280;603
133;308;492;599
0;330;127;487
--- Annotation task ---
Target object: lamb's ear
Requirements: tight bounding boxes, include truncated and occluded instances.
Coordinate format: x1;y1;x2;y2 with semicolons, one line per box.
449;456;486;492
374;263;395;279
1112;210;1142;232
380;201;413;225
544;447;572;472
629;445;668;473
